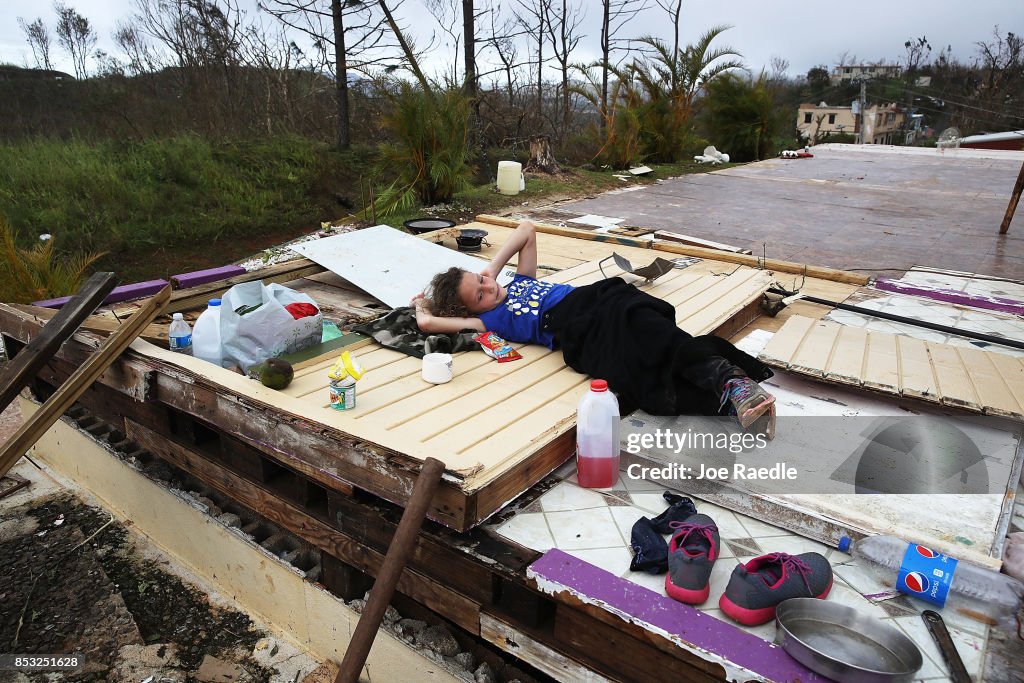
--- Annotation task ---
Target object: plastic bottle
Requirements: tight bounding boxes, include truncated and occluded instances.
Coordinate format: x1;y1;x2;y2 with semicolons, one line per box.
839;534;1024;625
168;313;192;355
192;298;223;367
576;379;620;489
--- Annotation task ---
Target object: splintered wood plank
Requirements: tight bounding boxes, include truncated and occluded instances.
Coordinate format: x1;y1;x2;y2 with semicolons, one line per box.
788;320;841;377
759;315;816;366
925;342;981;412
862;329;900;394
986;353;1024;412
895;335;939;402
823;325;868;385
955;346;1023;417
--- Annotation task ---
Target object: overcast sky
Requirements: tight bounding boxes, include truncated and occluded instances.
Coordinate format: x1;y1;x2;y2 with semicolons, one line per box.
0;0;1018;81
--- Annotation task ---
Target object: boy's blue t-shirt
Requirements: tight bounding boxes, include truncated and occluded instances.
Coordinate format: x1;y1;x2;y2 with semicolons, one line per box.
478;274;574;349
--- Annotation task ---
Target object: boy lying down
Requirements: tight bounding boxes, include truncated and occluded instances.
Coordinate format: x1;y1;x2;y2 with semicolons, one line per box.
412;220;777;437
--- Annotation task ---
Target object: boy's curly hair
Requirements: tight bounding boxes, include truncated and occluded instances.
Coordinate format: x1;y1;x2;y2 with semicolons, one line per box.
427;267;470;317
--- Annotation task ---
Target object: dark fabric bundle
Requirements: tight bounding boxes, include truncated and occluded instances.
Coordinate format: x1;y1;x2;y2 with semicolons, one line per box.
629;492;699;574
544;277;773;415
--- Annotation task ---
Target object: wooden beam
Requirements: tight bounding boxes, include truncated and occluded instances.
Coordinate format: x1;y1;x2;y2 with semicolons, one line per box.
0;285;171;478
474;214;870;286
999;160;1024;234
0;272;118;412
475;214;656;249
3;303;169;346
337;457;446;683
166;258;325;313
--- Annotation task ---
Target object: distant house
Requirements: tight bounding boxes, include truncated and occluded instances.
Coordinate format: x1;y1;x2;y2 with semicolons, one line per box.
830;64;902;84
797;102;907;145
959;130;1024;151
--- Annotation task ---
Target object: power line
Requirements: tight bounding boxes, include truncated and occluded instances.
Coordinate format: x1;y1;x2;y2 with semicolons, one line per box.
890;86;1024;120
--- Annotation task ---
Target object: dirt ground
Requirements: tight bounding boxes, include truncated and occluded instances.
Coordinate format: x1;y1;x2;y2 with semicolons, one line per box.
0;403;324;683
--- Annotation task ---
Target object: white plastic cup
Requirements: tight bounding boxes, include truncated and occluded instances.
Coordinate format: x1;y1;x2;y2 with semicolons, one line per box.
422;353;454;384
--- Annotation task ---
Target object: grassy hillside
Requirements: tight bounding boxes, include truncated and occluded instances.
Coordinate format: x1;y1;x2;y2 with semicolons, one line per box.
0;135;360;284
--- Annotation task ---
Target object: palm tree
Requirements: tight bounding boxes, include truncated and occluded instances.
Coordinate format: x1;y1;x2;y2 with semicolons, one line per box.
628;26;743;161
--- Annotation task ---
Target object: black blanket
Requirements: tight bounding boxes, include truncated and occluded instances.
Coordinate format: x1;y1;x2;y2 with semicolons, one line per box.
545;277;773;415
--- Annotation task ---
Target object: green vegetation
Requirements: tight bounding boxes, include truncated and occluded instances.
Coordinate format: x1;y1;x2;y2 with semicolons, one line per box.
374;83;473;215
0;215;105;303
703;73;782;162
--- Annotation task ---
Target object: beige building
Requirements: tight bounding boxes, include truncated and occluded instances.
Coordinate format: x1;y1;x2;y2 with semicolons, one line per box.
797;102;906;145
830;64;902;83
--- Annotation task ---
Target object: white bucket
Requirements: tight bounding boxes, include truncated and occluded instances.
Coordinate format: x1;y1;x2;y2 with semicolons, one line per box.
422;353;454;384
496;161;522;196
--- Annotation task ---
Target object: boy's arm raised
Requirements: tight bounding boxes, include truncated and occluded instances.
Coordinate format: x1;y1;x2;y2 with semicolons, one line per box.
482;220;537;280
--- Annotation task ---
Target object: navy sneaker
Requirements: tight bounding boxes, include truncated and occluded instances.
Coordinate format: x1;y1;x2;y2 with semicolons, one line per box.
719;552;833;626
664;514;719;605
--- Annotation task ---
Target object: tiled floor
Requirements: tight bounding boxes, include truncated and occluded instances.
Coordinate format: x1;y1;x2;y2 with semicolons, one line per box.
825;268;1024;359
493;460;993;682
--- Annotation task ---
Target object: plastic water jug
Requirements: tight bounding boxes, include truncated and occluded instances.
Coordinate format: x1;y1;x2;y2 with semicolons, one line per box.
496;161;523;196
576;379;620;488
192;298;223;367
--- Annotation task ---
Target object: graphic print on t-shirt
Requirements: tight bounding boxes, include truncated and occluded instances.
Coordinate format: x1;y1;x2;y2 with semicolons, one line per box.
505;278;556;316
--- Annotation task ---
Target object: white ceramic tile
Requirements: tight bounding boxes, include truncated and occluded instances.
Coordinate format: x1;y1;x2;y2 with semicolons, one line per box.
831;559;894;596
630;492;674;515
945;625;987;677
824;584;890;621
699;507;749;541
546;507;626;550
706;559;738;604
567;546;633;577
735;513;790;539
539;481;610;512
762;535;834;559
826;310;869;327
620;473;666;493
622;568;669;595
495;512;555;552
608;505;647;542
890;616;959;680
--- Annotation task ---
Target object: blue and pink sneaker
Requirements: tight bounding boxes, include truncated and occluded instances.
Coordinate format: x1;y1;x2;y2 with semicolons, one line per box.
664;514;720;605
719;552;833;626
720;377;776;439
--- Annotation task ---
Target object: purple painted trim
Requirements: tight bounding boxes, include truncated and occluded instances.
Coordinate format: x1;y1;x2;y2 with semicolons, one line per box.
170;265;247;289
875;278;1024;316
33;279;169;308
529;549;826;682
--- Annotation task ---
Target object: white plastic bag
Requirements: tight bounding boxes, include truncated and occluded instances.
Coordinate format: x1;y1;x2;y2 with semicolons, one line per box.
219;281;322;370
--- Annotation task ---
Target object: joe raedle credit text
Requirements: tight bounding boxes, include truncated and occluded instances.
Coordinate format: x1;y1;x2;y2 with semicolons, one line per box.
624;427;798;482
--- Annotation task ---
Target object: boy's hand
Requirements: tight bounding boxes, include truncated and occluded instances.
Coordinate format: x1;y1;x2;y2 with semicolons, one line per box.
480;263;498;280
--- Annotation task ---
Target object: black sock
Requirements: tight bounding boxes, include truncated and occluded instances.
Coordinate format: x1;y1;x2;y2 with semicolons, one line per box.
649;491;698;534
629;517;669;574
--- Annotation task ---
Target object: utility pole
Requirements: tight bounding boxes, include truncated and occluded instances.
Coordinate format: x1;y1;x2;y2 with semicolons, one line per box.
858;81;867;144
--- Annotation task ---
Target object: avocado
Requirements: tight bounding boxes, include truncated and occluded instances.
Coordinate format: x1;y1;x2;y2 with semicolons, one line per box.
249;358;294;390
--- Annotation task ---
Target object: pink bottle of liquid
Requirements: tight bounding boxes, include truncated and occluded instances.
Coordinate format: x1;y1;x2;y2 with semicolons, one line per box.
576;379;620;489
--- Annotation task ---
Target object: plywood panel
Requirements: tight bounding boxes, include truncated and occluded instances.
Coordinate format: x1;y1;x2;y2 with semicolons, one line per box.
862;328;900;393
895;335;938;402
788;320;840;377
759;315;814;366
927;342;981;411
761;315;1024;418
824;325;868;385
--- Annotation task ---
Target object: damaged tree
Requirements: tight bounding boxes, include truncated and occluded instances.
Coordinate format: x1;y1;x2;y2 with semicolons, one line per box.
524;134;560;173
